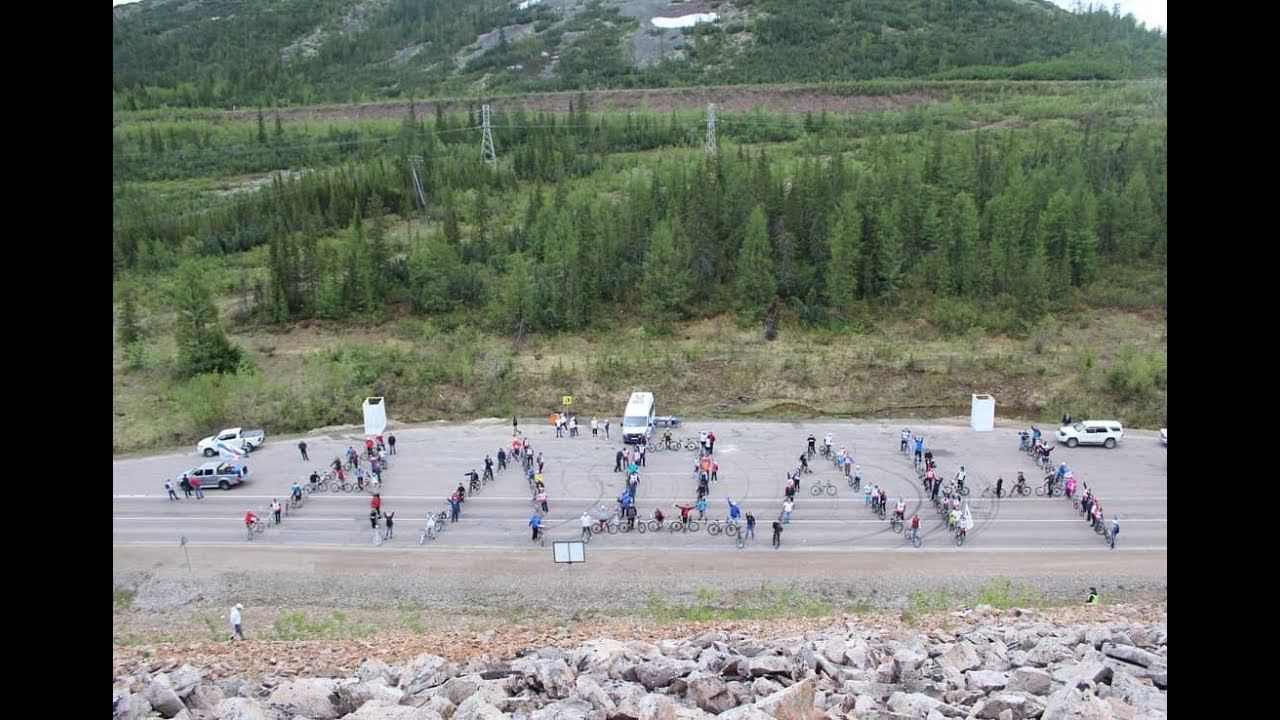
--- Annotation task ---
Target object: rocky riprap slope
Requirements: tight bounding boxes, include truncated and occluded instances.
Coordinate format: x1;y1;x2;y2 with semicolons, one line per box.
113;605;1166;720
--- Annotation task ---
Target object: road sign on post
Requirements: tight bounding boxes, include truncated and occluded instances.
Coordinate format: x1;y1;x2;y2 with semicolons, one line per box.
562;395;574;406
552;541;585;618
179;534;192;575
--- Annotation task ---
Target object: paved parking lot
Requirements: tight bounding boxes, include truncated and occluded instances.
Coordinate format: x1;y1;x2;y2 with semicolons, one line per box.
113;418;1167;554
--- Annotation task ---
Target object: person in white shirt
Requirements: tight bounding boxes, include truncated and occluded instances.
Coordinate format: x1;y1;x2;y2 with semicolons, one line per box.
580;512;593;541
894;498;906;519
229;603;244;641
591;417;599;438
781;499;794;523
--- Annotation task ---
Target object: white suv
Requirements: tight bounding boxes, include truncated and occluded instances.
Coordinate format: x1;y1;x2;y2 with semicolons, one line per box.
1056;421;1124;448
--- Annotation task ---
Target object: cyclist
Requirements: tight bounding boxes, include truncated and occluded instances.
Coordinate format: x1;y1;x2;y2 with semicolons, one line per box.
852;465;863;487
995;477;1004;498
727;498;742;527
1056;462;1069;484
309;470;321;487
1014;471;1028;495
244;510;259;531
909;512;920;542
663;428;674;446
290;482;302;504
710;458;719;483
1108;517;1119;549
798;453;811;474
423;512;439;540
484;456;495;481
807;434;816;456
270;499;282;524
745;511;756;540
842;454;854;477
580;512;592;541
900;428;910;452
954;467;967;494
536;488;549;514
864;482;876;508
1031;426;1042;444
1019;429;1031;452
529;512;542;542
1064;472;1077;498
652;507;665;528
674;502;696;525
465;469;480;493
913;435;925;463
695;497;708;520
878;488;888;514
354;466;366;491
893;498;906;522
370;493;382;516
923;449;935;471
364;437;375;458
824;433;834;454
923;467;937;494
784;480;796;501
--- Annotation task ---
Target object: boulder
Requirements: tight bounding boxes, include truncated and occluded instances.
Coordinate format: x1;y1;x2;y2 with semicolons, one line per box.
145;675;187;718
186;684;224;711
716;706;773;720
937;642;980;673
634;659;697;690
1041;686;1112;720
357;659;397;685
747;655;792;677
638;693;677;720
692;631;728;648
754;677;815;720
893;647;928;674
451;695;505;720
212;698;272;720
965;670;1010;692
886;691;942;719
217;679;251;698
1069;662;1113;687
267;678;343;719
342;699;445;720
842;641;871;669
684;672;735;714
1007;667;1054;695
974;691;1045;720
169;665;202;697
822;636;847;665
1026;639;1073;667
113;689;151;720
400;655;456;696
573;674;615;712
404;695;455;719
333;681;404;715
1103;645;1159;668
530;698;594;720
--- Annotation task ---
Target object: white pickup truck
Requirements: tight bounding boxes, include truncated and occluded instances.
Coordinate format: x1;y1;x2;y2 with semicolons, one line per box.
197;427;267;456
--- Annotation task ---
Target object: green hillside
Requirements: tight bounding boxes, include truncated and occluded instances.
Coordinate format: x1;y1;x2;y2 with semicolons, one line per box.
113;0;1167;110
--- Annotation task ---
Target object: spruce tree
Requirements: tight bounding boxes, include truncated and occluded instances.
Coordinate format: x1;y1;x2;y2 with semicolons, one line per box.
736;206;777;321
641;219;691;324
825;200;863;316
117;287;142;346
172;261;243;377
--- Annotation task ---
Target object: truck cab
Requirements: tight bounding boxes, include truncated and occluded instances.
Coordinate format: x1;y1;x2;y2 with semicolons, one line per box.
622;392;656;445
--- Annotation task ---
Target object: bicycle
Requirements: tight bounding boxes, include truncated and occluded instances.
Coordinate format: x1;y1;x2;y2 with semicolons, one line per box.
809;479;838;497
705;519;740;538
848;474;861;492
245;520;265;541
889;514;904;533
942;482;971;497
906;526;922;548
955;527;967;546
1009;480;1031;497
1035;477;1059;497
635;518;661;533
980;485;1005;499
668;517;701;533
372;526;384;546
418;524;438;545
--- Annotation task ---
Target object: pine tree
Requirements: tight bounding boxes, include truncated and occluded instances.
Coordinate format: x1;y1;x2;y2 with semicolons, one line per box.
117;287;142;345
172;260;243;377
872;204;903;305
1115;168;1156;261
951;192;983;297
736;206;777;321
641;219;692;324
825;199;863;316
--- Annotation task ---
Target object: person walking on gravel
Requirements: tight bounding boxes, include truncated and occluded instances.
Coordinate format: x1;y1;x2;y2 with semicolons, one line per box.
298;440;308;461
228;603;245;641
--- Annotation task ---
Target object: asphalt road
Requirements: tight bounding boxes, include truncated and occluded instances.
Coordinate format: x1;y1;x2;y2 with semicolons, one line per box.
113;419;1167;557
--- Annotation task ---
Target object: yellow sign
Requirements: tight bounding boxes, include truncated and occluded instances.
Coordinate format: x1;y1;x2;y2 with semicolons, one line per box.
562;395;574;405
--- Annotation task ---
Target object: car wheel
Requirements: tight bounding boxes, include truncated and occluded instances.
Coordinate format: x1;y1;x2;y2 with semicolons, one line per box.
1104;438;1116;449
219;480;231;490
1066;438;1078;448
203;448;216;457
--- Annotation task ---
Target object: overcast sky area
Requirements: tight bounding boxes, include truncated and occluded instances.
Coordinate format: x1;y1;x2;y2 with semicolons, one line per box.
111;0;1166;32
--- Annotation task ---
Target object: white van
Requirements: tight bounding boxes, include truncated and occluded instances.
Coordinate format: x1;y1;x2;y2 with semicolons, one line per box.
622;392;656;444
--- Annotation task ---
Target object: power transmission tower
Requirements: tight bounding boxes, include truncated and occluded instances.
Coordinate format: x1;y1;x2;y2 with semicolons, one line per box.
704;103;717;155
481;104;497;169
407;155;428;212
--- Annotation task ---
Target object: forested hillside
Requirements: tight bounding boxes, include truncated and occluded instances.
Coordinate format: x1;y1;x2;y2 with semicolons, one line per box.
113;0;1167;110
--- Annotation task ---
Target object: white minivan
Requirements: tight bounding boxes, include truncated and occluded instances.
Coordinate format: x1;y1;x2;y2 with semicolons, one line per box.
622;392;656;445
1056;420;1125;448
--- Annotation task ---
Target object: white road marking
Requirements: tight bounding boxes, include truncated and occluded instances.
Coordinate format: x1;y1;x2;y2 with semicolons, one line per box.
112;541;1169;552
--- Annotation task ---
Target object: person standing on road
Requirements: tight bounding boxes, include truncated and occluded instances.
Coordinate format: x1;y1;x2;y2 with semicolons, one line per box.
604;419;610;440
591;417;599;438
580;512;593;541
782;499;794;524
271;499;282;524
1109;517;1119;550
179;474;193;499
637;444;646;467
388;434;397;454
449;492;461;522
384;511;394;539
298;440;308;461
370;493;382;516
615;449;624;473
228;603;245;641
745;512;756;540
771;520;783;549
191;476;204;499
696;497;707;520
370;508;380;530
513;416;520;437
708;432;716;454
164;480;178;501
710;458;719;483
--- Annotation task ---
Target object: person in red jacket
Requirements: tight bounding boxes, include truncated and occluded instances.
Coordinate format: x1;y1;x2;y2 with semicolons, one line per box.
370;493;382;515
708;432;716;454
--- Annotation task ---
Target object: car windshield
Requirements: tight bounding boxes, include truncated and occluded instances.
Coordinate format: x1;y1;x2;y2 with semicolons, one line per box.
1072;422;1087;433
623;415;648;427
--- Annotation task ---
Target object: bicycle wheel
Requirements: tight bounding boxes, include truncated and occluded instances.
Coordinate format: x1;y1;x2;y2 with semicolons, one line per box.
724;524;740;539
955;533;966;547
1072;498;1082;511
372;529;384;546
637;521;647;534
910;534;921;548
826;485;838;497
668;520;682;532
606;524;618;535
958;485;970;497
707;523;722;536
687;520;700;532
1016;485;1030;496
851;478;861;492
810;485;822;496
1035;485;1046;496
891;519;902;534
